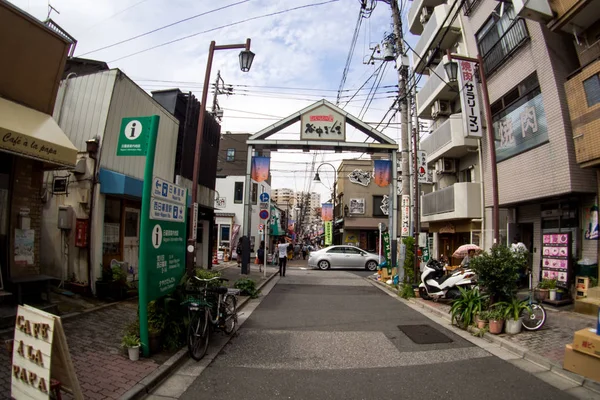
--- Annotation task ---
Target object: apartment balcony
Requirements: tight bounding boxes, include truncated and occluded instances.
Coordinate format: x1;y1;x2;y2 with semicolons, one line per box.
421;183;482;223
416;62;457;118
420;115;480;164
408;0;446;35
565;58;600;168
547;0;600;32
412;3;461;74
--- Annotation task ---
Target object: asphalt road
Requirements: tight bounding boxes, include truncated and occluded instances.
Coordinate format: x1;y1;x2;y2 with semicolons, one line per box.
172;266;573;400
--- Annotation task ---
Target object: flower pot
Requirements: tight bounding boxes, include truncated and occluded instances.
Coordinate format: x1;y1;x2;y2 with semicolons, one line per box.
149;331;162;354
556;291;563;301
489;319;504;334
414;289;420;298
534;289;549;302
549;289;557;301
128;346;140;361
476;319;487;329
505;318;523;334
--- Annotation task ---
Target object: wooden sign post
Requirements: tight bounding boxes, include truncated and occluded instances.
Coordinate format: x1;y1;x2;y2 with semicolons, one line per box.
11;305;83;400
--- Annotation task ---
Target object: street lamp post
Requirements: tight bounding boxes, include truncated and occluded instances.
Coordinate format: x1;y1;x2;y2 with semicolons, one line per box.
443;50;500;246
187;39;255;275
314;163;337;245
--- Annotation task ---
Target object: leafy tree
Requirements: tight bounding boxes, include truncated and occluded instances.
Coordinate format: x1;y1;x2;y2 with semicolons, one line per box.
469;245;525;303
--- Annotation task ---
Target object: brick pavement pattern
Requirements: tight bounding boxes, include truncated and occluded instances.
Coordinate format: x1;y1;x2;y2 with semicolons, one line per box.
413;298;597;365
0;301;159;400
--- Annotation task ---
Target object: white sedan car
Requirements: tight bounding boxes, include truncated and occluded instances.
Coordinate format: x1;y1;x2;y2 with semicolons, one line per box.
308;245;380;271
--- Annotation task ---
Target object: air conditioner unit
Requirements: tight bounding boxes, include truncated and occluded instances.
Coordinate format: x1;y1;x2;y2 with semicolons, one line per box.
420;7;432;24
431;100;451;119
436;158;456;174
512;0;553;23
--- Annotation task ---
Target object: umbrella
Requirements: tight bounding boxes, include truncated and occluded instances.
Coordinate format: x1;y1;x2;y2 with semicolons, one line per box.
453;244;482;258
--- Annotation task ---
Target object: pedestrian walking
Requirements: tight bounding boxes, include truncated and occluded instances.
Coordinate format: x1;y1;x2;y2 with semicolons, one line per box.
257;241;265;273
302;243;307;260
277;238;288;277
236;239;243;268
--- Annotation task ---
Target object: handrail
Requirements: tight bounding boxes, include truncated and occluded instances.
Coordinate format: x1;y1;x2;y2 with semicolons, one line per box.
481;18;529;75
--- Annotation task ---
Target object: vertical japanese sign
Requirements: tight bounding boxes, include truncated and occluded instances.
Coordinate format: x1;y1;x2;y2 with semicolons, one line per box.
382;231;391;268
300;104;346;141
251;156;270;182
416;151;429;183
401;195;410;237
457;60;482;138
324;221;333;246
373;160;391;187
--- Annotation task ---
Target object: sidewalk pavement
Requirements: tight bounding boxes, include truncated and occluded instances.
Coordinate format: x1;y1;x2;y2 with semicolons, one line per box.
0;265;278;400
369;277;598;383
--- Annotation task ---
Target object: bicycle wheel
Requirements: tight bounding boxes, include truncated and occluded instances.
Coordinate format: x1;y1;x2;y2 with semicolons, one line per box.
188;310;210;361
521;303;546;331
222;295;238;335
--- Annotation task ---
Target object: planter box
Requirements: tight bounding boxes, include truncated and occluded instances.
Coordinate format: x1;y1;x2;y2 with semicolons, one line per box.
65;282;91;296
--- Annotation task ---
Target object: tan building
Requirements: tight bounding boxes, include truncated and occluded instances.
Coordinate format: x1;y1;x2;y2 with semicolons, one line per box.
0;1;78;297
337;159;397;252
411;0;597;284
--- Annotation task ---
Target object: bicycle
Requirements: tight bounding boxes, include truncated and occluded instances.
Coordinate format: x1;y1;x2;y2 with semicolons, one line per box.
520;268;547;331
183;276;239;361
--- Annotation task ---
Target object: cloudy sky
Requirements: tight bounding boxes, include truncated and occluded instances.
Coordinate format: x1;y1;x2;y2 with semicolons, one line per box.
11;0;418;199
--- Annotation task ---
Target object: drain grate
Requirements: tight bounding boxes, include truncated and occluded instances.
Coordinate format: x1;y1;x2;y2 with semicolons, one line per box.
398;324;453;344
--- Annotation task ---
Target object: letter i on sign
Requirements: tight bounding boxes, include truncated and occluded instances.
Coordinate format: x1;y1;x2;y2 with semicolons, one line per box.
130;122;137;138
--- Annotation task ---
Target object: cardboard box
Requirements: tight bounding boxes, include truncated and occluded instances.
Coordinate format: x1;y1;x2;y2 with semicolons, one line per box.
564;344;600;382
572;328;600;359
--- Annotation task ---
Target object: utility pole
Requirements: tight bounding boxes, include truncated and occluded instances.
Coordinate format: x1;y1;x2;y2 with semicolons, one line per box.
412;80;420;280
390;0;410;270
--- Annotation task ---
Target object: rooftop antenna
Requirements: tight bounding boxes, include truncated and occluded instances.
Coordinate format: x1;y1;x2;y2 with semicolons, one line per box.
46;3;60;21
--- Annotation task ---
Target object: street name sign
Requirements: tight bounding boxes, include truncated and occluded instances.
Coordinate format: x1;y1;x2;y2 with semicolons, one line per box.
152;177;186;205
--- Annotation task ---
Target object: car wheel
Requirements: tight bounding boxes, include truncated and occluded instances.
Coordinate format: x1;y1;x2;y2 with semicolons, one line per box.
365;260;378;271
318;260;330;270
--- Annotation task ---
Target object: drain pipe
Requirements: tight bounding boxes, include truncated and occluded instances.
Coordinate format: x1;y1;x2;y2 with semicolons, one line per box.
477;140;485;248
85;137;100;292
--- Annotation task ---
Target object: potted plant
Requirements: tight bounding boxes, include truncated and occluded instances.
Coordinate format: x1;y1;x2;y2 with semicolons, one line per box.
450;287;488;329
495;298;530;334
546;279;558;301
488;307;505;334
476;310;490;329
111;265;129;300
556;288;565;301
122;334;141;361
535;280;551;302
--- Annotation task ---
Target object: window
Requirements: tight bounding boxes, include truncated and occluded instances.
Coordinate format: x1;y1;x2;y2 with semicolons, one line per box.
234;182;243;203
251;183;258;203
226;148;235;162
343;247;364;255
220;225;231;246
476;4;529;75
583;74;600;107
326;247;344;254
372;196;388;216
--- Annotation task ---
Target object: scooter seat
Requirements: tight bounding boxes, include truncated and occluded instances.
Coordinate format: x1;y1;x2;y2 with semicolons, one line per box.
435;274;453;284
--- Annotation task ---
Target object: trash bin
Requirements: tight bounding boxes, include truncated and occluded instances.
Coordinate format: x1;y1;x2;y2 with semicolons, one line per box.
576;259;598;280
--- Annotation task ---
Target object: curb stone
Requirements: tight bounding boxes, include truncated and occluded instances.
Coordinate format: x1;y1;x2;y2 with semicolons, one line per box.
366;277;600;396
119;270;279;400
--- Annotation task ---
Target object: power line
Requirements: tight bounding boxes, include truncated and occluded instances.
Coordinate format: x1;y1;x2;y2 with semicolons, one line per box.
79;0;153;35
337;8;363;105
79;0;250;57
108;0;340;62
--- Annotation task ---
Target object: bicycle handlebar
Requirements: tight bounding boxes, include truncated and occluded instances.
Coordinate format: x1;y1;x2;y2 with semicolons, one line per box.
192;276;229;282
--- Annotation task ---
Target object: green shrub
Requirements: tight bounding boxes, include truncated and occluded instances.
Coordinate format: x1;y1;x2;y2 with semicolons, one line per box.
112;266;127;283
234;278;259;298
121;333;140;348
494;297;531;321
469;245;524;303
450;287;488;328
399;284;415;299
538;279;557;289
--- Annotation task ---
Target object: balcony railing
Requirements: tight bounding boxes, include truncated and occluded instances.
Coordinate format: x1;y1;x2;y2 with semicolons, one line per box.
421;183;482;221
422;185;455;216
463;0;483;16
481;18;529;76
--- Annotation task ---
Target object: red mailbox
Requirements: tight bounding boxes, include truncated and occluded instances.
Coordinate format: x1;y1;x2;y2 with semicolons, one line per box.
75;218;89;247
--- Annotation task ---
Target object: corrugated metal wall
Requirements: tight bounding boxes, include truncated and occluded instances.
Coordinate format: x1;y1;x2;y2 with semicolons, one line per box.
53;70;117;149
100;72;179;181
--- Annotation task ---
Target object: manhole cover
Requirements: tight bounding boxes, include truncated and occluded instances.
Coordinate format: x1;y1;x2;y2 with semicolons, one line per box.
398;324;453;344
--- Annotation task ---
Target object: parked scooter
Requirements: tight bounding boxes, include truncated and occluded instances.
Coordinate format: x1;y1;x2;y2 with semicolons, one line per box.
418;259;476;301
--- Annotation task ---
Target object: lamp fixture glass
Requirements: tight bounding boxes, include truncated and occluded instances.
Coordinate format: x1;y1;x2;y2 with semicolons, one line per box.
239;50;255;72
444;60;459;83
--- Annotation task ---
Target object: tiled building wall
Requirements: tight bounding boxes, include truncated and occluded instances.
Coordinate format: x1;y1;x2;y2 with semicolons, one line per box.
10;158;44;277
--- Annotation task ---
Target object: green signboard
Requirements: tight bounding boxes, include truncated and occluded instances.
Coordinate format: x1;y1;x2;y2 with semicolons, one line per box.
382;231;391;270
146;220;186;300
116;116;153;156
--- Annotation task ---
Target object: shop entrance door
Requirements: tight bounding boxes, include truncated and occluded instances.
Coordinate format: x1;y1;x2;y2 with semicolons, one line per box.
123;207;140;277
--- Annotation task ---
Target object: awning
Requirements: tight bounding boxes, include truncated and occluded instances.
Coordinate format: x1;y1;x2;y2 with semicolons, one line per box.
343;217;388;230
0;97;77;168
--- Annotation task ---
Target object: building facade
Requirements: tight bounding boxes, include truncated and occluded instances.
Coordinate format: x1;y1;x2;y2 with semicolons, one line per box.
0;2;78;292
411;0;598;284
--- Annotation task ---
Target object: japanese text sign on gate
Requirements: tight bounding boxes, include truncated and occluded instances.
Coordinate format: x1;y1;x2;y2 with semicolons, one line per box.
457;60;482;138
300;104;346;141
